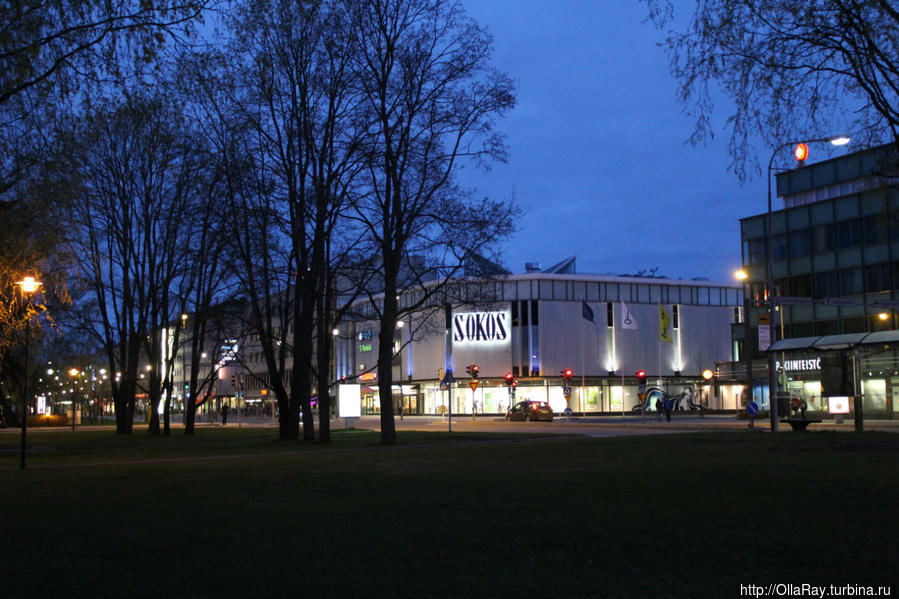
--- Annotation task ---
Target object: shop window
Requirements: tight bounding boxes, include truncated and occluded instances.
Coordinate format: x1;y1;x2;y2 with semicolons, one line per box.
813;223;835;252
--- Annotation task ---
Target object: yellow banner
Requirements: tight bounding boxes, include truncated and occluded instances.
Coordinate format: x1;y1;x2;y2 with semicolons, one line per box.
658;304;673;343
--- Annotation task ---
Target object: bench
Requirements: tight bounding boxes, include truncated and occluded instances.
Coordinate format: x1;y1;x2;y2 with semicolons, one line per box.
780;418;822;432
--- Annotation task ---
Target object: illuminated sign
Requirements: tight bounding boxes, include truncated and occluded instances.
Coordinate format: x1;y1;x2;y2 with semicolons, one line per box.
829;396;850;414
776;358;821;372
359;343;372;352
452;311;509;344
359;372;376;382
358;331;373;340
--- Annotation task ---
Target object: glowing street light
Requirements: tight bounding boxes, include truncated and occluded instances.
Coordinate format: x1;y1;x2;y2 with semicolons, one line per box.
15;275;41;469
765;135;850;430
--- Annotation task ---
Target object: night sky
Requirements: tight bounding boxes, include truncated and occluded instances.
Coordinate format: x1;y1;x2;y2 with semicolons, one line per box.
458;1;769;283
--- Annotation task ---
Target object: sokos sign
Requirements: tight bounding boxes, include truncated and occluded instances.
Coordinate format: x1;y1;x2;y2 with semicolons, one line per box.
453;311;509;344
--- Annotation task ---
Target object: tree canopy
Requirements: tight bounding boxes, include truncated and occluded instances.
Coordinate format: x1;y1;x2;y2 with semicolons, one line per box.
642;0;899;178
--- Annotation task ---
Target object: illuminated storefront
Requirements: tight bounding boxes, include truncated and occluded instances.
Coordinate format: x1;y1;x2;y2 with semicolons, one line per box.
334;263;743;415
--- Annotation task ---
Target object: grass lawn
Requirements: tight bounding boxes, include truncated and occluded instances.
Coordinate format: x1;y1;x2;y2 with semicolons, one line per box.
2;428;898;598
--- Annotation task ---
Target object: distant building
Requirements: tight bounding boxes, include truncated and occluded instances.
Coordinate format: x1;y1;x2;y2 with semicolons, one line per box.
332;257;743;415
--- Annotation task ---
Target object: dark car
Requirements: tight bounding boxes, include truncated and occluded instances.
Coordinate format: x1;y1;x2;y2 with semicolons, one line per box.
505;400;553;422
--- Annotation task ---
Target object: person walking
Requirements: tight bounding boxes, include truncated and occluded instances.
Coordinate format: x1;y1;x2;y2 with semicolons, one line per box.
663;398;672;422
222;404;230;427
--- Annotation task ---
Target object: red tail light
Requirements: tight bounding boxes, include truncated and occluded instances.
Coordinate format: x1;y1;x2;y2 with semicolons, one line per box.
531;403;538;410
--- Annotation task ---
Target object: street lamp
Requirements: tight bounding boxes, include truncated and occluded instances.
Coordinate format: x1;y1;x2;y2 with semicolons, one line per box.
766;135;850;431
735;270;753;411
68;367;80;431
16;276;41;470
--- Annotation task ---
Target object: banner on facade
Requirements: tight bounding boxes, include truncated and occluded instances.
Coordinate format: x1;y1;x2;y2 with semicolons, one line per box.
621;303;637;329
658;305;673;343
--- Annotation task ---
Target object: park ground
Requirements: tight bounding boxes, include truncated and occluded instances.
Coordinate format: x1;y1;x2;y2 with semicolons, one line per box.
2;421;898;598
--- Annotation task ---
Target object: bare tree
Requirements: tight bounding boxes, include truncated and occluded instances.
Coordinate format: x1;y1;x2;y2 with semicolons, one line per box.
0;0;214;107
641;0;899;179
348;0;516;444
62;91;207;434
194;0;369;440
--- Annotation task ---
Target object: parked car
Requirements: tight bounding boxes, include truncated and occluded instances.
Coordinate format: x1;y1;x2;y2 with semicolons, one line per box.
505;400;553;422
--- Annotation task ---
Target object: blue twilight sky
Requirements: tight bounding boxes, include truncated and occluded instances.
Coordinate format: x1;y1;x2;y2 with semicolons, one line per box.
456;0;768;284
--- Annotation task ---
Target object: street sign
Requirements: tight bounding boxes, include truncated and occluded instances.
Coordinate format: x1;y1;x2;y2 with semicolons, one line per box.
758;325;771;351
468;380;479;391
638;383;646;394
563;386;571;400
773;296;813;306
747;401;759;416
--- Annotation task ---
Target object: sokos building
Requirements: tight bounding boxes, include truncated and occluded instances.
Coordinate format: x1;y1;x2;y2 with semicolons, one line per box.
333;259;743;416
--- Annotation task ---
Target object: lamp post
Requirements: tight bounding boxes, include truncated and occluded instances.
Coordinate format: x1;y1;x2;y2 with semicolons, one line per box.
16;276;41;470
68;367;80;431
735;270;753;411
766;136;850;431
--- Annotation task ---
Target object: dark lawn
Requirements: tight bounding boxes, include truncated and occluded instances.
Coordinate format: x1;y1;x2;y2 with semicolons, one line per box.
2;429;897;598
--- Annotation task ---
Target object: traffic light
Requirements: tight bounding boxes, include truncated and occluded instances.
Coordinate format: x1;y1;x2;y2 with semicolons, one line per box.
466;364;480;379
561;368;573;383
230;374;237;388
636;370;647;385
504;372;515;387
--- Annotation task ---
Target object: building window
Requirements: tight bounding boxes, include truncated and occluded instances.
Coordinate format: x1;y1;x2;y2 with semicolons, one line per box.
788;229;811;257
813;223;835;252
790;274;813;297
865;262;892;293
607;302;614;328
531;300;539;326
836;218;862;248
863;214;888;245
814;271;838;297
773;233;788;260
839;268;863;295
745;238;765;265
672;305;679;329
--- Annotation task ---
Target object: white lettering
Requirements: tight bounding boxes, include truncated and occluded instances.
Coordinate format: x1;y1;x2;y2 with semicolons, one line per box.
452;311;509;343
776;357;821;372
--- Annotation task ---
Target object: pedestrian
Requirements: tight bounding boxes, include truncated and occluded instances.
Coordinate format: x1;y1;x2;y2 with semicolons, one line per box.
663;398;672;422
222;404;230;427
655;397;662;422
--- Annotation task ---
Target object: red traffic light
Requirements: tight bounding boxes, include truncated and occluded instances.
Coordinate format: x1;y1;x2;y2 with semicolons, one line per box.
504;372;514;385
636;370;647;384
562;368;573;378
